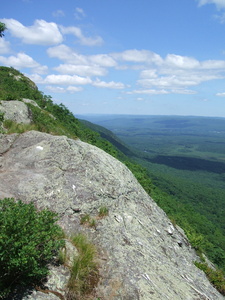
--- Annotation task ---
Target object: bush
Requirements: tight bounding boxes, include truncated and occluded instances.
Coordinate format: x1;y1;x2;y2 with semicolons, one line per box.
0;198;65;297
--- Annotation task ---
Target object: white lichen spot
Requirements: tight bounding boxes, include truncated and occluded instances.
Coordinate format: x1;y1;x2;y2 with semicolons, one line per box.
36;146;43;151
72;184;76;191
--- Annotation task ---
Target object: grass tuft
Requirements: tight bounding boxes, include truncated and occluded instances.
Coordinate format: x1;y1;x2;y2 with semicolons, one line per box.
66;234;99;299
98;206;109;218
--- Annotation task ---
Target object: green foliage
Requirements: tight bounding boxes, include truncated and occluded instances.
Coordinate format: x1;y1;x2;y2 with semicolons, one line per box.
0;111;4;123
66;234;99;299
0;198;65;297
0;67;42;101
195;262;225;295
124;160;153;195
0;22;6;38
98;206;109;218
3;119;38;134
80;214;96;228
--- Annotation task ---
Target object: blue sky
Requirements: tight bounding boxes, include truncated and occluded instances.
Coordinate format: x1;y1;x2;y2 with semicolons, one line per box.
2;0;225;117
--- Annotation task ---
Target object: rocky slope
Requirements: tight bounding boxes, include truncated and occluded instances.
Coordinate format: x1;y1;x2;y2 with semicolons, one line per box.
0;106;224;299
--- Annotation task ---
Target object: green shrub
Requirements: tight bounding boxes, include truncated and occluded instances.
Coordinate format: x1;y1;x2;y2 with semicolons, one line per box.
0;111;4;123
98;206;109;218
66;234;99;299
0;198;65;297
195;261;225;295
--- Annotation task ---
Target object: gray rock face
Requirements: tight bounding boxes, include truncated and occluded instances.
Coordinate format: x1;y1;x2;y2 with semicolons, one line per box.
0;100;32;124
0;131;224;299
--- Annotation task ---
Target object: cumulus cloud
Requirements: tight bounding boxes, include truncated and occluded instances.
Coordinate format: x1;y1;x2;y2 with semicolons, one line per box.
216;92;225;96
115;49;225;94
112;49;163;64
1;19;63;45
54;64;107;77
45;85;83;94
44;74;92;85
165;54;200;69
0;38;10;54
28;74;44;84
197;0;225;9
48;45;116;78
60;25;103;46
92;78;125;89
47;45;86;64
48;45;116;67
127;89;169;95
89;54;117;67
0;52;41;69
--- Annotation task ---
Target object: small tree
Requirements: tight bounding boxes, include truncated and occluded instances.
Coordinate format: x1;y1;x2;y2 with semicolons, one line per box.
0;22;6;38
0;198;65;297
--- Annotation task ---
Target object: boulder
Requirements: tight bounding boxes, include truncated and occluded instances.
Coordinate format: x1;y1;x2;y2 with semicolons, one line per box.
0;100;32;124
0;131;223;299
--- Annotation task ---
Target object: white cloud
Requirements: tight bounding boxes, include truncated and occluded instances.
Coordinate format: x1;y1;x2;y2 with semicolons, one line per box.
54;64;107;77
0;52;48;74
46;85;83;94
48;45;117;78
127;89;169;95
75;7;86;20
1;19;63;45
112;49;163;64
0;38;10;54
165;54;200;69
44;74;92;85
0;52;39;68
92;78;125;89
60;25;103;46
33;65;48;74
128;51;225;94
52;10;65;17
46;86;65;93
216;92;225;96
67;86;83;93
89;54;117;67
28;74;44;84
197;0;225;9
48;45;116;67
47;45;87;64
128;88;196;95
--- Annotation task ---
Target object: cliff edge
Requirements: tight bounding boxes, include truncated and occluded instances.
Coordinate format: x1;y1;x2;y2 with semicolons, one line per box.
0;129;223;299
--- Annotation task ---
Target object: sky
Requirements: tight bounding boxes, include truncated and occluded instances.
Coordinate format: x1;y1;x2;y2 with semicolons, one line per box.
2;0;225;117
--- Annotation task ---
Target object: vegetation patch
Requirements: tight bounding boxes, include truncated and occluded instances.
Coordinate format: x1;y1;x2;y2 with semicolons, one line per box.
98;206;109;218
66;234;99;300
3;119;38;134
0;198;65;298
195;261;225;295
80;214;96;228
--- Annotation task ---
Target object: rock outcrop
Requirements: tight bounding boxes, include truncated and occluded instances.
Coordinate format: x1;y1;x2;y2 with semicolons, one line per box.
0;100;33;124
0;130;224;299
